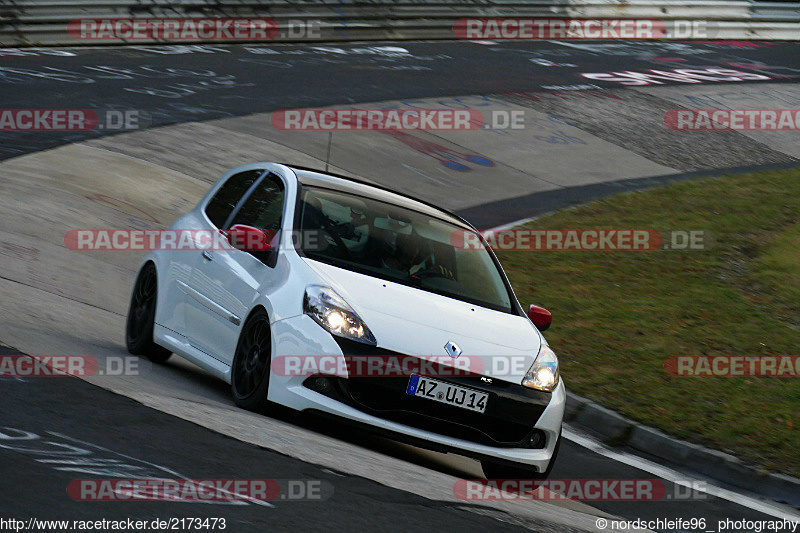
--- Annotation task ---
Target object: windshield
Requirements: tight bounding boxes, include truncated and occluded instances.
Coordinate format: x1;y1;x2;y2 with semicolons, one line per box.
296;186;515;313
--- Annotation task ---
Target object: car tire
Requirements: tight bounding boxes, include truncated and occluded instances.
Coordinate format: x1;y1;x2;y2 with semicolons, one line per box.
481;429;562;480
126;263;172;364
231;308;272;412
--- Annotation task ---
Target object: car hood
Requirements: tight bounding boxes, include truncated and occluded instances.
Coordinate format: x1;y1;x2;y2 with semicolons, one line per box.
302;258;542;383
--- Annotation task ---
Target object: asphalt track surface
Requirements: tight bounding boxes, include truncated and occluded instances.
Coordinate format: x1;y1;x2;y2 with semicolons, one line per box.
1;40;800;532
0;347;534;533
2;40;800;161
1;344;792;533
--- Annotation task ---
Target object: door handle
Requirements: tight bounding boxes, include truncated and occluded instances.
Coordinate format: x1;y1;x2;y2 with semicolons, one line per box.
202;251;213;261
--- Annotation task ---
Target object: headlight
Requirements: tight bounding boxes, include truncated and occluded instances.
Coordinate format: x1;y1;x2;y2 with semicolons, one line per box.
304;285;377;345
521;343;560;391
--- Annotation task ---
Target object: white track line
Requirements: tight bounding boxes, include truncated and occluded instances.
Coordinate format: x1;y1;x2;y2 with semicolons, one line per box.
563;425;800;522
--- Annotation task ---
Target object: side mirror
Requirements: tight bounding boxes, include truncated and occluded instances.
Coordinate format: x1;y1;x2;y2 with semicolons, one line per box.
527;304;552;331
227;224;273;252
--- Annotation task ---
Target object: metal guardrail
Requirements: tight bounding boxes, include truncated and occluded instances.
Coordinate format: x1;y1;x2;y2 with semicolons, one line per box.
1;1;798;46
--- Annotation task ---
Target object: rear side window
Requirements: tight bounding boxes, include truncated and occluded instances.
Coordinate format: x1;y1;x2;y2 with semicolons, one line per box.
204;170;264;228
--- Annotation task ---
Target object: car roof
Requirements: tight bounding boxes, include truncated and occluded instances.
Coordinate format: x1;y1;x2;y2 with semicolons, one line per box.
286;165;475;230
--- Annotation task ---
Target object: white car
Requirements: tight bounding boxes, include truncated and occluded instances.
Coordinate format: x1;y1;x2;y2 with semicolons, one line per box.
126;163;565;479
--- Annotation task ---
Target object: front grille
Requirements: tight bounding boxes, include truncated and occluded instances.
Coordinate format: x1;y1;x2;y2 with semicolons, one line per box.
303;338;552;448
347;378;539;446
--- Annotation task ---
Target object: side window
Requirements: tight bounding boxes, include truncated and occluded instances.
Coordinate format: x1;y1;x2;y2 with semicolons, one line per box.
204;169;264;228
229;174;285;232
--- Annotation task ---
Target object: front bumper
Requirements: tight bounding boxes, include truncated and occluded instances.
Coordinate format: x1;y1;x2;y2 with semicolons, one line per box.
268;314;565;471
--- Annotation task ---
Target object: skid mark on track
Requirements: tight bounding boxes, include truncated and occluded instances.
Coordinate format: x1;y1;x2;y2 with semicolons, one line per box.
0;427;272;507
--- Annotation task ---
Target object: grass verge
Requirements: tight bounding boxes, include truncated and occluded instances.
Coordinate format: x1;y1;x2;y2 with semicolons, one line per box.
498;167;800;477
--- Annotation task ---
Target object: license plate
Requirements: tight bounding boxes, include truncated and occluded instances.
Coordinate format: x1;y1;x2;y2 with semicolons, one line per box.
406;375;488;413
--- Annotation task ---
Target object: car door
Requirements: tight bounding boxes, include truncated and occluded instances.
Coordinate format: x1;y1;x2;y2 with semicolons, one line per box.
185;171;286;364
164;168;264;337
176;168;264;349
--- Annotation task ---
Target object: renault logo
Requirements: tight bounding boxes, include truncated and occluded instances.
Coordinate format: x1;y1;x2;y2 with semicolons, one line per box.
444;341;462;358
